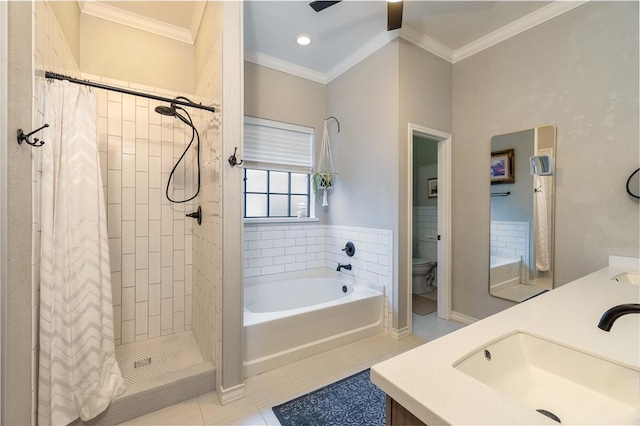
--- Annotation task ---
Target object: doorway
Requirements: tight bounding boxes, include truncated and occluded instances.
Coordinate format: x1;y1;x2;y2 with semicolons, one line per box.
406;124;452;334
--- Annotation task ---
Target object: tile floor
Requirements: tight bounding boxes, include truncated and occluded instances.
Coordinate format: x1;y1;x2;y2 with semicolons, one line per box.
119;313;464;425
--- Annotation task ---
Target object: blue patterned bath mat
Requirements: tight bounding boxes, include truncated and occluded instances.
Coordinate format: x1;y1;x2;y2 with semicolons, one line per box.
272;369;385;426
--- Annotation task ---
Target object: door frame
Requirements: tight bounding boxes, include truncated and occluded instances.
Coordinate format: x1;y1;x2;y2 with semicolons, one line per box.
0;1;8;419
406;123;452;333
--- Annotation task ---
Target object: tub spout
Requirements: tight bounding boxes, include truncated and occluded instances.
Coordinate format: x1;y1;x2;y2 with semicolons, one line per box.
597;303;640;331
337;263;352;272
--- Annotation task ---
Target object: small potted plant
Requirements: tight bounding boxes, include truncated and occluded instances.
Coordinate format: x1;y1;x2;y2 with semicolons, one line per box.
312;172;336;193
312;172;336;207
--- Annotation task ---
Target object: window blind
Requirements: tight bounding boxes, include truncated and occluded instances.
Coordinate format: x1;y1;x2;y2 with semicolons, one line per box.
244;117;313;173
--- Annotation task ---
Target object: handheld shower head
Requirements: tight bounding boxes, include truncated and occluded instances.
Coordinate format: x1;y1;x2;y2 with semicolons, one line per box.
154;105;177;116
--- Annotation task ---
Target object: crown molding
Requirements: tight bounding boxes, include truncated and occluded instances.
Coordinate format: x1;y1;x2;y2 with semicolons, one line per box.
78;1;194;44
326;30;398;83
244;50;328;84
245;0;589;83
190;2;206;43
453;1;589;63
399;26;454;63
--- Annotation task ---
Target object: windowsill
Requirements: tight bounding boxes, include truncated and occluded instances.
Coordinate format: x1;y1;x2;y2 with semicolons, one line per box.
244;217;320;225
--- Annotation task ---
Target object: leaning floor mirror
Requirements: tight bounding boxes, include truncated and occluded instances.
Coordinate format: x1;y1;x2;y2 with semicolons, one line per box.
489;125;556;302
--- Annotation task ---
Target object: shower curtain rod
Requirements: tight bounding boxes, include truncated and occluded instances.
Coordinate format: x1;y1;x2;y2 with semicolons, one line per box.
45;71;217;113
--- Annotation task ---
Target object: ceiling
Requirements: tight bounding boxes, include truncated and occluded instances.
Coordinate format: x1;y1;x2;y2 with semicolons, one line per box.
84;1;586;81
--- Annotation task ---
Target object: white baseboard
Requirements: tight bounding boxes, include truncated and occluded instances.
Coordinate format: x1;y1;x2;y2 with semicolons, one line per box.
390;326;411;340
218;382;246;405
451;311;478;325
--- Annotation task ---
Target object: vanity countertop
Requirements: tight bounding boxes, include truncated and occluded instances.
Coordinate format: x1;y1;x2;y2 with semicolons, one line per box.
371;262;640;425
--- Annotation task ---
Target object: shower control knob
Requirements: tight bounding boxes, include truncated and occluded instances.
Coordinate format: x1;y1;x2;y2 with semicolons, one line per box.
342;242;356;257
186;206;202;226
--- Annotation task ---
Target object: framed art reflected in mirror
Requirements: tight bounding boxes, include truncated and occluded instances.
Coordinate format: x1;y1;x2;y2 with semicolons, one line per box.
490;149;515;184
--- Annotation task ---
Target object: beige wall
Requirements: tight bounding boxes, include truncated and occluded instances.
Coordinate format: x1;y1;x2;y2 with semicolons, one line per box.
398;39;452;329
48;1;81;65
452;1;639;319
80;15;195;94
327;41;401;326
4;3;33;424
244;61;328;219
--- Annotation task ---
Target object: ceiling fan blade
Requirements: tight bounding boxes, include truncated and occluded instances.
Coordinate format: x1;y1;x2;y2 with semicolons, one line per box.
387;0;404;31
309;1;342;12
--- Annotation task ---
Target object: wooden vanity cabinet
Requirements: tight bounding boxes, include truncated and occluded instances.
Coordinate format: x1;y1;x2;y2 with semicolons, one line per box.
386;395;427;426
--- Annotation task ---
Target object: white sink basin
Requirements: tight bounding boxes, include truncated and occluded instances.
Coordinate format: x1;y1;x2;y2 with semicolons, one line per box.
453;331;640;424
612;272;640;285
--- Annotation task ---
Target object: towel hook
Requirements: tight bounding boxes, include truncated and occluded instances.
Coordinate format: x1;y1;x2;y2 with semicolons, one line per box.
17;123;49;147
325;116;340;133
228;147;244;167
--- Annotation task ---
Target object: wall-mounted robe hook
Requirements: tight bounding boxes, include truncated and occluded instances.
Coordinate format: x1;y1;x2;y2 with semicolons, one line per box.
228;147;244;167
17;124;49;147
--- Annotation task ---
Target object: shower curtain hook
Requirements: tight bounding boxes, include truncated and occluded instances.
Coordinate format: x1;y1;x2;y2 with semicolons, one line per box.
326;116;340;133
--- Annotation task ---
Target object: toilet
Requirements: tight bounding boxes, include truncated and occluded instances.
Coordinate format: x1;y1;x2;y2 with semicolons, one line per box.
412;237;437;294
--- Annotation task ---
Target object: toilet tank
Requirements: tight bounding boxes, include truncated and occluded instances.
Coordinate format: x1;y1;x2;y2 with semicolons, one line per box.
418;237;437;261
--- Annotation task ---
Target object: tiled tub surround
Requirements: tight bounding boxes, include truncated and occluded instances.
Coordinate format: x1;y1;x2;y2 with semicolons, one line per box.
243;224;393;334
490;221;530;284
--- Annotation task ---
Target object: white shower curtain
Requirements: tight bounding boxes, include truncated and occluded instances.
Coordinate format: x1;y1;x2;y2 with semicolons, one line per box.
38;80;125;425
534;175;551;272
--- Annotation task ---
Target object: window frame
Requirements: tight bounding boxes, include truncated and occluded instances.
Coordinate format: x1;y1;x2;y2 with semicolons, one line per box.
243;169;311;219
242;116;315;220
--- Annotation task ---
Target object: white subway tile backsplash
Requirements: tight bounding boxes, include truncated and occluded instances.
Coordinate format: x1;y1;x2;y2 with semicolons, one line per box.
149;284;161;316
122;254;136;289
149;315;161;338
122;221;135;254
122;154;136;188
122;287;135;321
107;170;122;204
136;237;149;268
122;188;136;220
111;272;122;306
161;298;173;329
136;205;149;237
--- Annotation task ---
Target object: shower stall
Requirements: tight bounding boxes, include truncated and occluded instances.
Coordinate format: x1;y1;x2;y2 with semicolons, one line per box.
27;2;240;423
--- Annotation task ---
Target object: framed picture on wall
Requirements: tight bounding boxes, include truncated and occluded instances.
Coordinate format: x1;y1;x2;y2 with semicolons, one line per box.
427;178;438;198
490;149;515;185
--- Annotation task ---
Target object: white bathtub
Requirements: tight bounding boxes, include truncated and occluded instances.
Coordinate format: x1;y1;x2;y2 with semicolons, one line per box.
244;269;383;377
490;255;522;291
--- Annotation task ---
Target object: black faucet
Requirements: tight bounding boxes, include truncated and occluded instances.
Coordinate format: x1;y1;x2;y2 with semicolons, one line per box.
597;303;640;331
337;263;352;272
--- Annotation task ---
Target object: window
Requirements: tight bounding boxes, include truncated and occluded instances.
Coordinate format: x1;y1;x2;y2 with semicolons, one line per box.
243;117;313;218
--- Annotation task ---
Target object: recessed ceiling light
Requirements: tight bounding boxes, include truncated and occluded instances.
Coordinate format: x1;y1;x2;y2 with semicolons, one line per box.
296;34;312;46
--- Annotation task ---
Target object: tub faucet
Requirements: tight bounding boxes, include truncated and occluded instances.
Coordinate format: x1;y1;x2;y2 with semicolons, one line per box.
337;263;352;272
597;303;640;331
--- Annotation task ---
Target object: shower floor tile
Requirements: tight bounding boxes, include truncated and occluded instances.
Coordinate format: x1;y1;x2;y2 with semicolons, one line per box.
116;331;204;384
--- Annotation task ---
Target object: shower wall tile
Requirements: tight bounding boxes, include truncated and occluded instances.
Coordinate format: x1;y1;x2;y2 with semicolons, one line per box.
84;73;196;345
192;43;222;363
